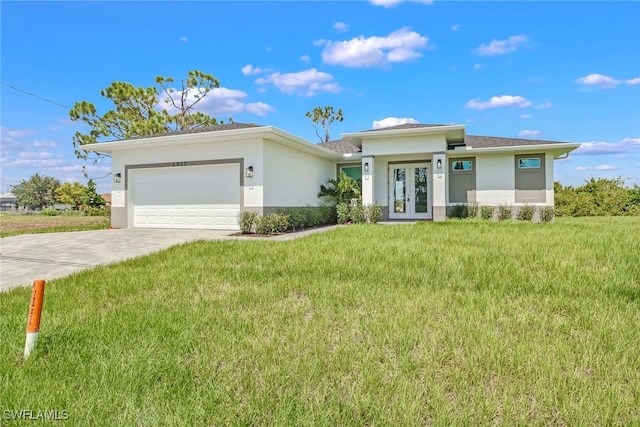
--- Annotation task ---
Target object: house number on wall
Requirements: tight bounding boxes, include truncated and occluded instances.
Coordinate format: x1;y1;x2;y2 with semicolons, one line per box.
172;162;188;167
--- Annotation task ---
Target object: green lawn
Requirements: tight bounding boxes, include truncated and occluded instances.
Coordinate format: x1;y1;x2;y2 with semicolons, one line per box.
1;217;638;425
0;213;110;237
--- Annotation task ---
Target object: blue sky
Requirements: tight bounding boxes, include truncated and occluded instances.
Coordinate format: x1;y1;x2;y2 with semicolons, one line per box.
1;1;639;194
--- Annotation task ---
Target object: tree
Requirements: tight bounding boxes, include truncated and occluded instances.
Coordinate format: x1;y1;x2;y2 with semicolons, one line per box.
83;179;105;209
55;182;87;210
69;70;224;160
305;106;344;143
318;171;361;205
11;174;60;210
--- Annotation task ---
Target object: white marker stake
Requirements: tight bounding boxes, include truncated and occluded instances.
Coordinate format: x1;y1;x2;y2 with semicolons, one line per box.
24;280;46;360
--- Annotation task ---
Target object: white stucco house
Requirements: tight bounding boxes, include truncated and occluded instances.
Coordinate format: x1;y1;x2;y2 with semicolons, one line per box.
88;122;580;230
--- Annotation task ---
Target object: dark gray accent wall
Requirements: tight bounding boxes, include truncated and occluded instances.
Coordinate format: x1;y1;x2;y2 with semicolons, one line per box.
514;153;546;202
449;157;475;203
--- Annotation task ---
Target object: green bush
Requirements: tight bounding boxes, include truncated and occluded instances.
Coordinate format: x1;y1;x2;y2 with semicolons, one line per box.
467;202;479;218
540;206;555;223
350;204;366;224
40;208;60;216
451;204;468;219
277;206;337;229
497;204;512;221
84;206;110;217
517;205;535;221
480;206;494;220
238;211;258;234
367;204;382;224
336;203;350;224
255;213;290;234
555;178;640;216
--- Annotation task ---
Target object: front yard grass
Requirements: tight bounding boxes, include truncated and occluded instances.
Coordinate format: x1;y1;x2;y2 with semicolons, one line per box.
0;213;110;237
1;217;638;425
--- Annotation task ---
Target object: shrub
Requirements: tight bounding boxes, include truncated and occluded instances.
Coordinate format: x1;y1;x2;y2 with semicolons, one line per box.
336;203;350;224
517;204;535;221
540;206;555;222
277;206;337;229
255;213;290;234
238;211;258;233
451;204;468;219
480;206;494;220
40;208;59;216
350;204;366;224
367;204;382;224
84;206;110;217
467;202;479;218
497;204;512;221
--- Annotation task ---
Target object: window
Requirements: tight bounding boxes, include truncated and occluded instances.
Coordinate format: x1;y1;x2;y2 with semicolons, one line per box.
340;165;362;183
518;157;541;169
451;160;472;171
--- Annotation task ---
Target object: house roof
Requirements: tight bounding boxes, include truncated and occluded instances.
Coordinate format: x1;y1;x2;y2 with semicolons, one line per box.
464;135;574;149
359;123;451;132
128;122;262;140
318;139;361;154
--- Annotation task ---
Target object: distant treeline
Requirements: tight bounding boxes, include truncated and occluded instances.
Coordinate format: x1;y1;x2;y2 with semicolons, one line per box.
555;177;640;217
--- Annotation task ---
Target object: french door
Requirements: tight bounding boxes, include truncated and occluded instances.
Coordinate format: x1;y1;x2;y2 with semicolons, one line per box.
388;163;430;219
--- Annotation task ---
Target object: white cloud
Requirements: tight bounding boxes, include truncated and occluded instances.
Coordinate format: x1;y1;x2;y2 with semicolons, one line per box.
534;102;552;109
34;139;57;148
573;138;640;155
625;77;640;85
256;68;341;96
241;64;271;76
244;102;275;116
574;73;622;88
313;39;326;46
159;87;275;117
518;130;540;137
465;95;532;110
452;24;461;32
19;151;54;159
321;27;430;68
0;127;36;142
333;22;349;32
576;165;618;171
372;117;419;129
300;54;310;63
179;37;188;43
474;64;483;70
473;34;528;56
520;114;533;119
369;0;433;7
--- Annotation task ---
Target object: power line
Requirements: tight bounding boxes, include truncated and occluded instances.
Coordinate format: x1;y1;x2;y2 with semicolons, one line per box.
0;81;72;110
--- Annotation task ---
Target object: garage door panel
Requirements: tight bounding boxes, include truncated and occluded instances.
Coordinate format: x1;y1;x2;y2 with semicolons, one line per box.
131;164;240;230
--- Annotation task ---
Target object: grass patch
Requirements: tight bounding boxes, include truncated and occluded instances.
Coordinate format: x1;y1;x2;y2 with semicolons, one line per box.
1;217;638;424
0;213;110;237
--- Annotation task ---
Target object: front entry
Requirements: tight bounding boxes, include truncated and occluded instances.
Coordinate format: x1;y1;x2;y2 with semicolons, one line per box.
388;163;431;220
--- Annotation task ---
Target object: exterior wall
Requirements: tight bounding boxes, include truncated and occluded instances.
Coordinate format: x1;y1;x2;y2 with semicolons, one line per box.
452;152;554;208
109;138;264;228
362;134;447;156
262;138;335;208
371;153;432;208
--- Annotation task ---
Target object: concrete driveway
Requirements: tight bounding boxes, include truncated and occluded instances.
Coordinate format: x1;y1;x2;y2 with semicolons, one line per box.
0;228;234;292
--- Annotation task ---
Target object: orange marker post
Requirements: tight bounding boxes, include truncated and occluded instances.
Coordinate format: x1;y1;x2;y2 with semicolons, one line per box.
24;279;46;359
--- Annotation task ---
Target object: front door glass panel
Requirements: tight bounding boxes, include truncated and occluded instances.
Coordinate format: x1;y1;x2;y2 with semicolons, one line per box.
414;167;428;213
393;168;406;213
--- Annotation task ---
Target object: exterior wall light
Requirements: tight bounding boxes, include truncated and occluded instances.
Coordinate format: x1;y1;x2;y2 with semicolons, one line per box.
113;173;121;183
246;166;254;178
364;162;369;172
436;159;442;170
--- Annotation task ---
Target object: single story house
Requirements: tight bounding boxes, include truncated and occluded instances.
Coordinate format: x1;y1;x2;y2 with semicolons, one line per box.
89;122;580;230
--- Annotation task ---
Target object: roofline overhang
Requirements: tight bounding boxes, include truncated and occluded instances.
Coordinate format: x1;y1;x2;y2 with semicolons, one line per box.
341;124;466;145
448;142;581;158
83;125;343;161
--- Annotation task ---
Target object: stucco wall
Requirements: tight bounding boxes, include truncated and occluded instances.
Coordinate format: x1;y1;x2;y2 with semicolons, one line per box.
262;138;336;207
109;138;264;228
362;134;447;157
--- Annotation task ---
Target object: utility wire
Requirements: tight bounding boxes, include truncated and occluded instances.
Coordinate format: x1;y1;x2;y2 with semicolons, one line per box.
0;81;72;110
